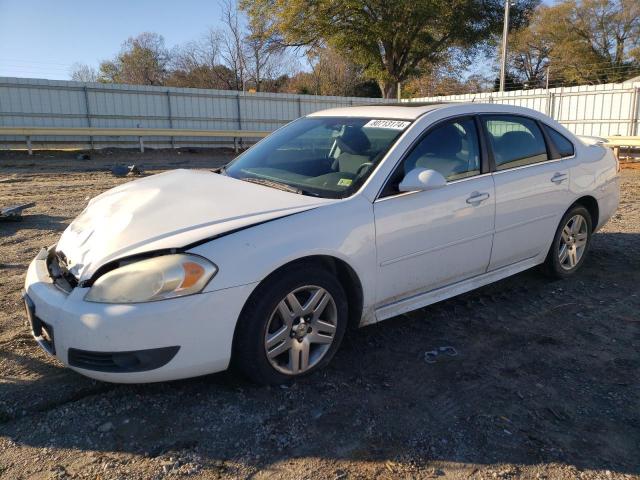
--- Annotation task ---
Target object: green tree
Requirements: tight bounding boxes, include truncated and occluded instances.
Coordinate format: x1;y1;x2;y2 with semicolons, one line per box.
507;11;553;88
98;32;170;85
509;0;640;86
284;47;381;96
242;0;537;98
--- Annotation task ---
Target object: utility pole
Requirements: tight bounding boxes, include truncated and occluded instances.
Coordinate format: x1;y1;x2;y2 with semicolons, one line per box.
499;0;511;92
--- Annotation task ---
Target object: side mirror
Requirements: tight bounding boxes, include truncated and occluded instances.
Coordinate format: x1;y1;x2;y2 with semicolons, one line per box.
398;168;447;192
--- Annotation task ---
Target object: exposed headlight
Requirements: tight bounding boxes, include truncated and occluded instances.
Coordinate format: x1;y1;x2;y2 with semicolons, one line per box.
85;254;217;304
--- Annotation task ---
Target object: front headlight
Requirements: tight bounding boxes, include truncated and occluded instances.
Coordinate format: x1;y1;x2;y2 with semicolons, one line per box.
85;254;217;304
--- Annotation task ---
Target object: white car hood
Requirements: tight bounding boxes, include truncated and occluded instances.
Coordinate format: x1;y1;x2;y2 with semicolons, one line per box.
56;169;331;282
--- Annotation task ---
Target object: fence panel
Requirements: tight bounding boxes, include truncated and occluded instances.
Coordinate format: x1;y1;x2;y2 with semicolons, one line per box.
0;77;393;149
409;81;640;138
2;76;639;149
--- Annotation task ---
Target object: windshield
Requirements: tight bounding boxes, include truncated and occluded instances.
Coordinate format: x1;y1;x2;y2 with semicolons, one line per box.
224;117;410;199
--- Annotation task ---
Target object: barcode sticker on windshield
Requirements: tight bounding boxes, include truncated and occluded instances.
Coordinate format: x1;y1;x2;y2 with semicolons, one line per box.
363;119;410;130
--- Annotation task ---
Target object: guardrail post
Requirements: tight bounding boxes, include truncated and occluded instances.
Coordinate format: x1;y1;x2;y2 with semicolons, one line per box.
547;92;556;119
139;137;144;153
166;90;175;149
83;86;94;150
26;136;32;155
236;92;243;151
629;87;639;137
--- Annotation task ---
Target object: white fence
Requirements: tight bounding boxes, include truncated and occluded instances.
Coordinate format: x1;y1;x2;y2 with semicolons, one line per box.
408;82;640;138
1;77;639;150
0;77;393;149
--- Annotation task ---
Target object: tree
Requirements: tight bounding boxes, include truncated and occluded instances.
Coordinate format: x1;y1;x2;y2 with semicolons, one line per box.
98;32;170;85
69;63;98;82
507;14;553;88
167;31;238;89
508;0;640;86
219;0;249;91
242;0;538;98
242;0;287;91
562;0;640;83
283;46;381;96
403;50;491;97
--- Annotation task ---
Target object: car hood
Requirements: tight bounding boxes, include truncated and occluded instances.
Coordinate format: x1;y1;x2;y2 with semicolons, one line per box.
56;169;332;282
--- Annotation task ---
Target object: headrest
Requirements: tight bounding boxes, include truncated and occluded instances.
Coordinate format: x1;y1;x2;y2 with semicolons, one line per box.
337;126;371;155
499;131;537;152
420;123;463;158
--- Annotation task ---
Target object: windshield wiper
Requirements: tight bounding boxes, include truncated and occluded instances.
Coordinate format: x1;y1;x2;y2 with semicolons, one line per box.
241;177;303;194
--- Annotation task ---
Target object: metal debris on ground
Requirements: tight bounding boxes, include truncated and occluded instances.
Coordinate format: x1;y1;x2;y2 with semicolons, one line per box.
424;346;459;364
0;202;35;221
128;164;143;175
76;153;91;161
111;164;143;177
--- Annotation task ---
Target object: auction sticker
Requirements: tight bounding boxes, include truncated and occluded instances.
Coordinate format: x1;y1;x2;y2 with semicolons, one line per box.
363;119;410;130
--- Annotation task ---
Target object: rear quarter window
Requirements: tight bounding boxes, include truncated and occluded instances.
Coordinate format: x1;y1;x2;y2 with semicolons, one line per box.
544;125;575;158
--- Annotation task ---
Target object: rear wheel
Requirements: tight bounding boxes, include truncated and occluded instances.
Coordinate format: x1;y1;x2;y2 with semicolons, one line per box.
542;205;592;278
233;265;347;385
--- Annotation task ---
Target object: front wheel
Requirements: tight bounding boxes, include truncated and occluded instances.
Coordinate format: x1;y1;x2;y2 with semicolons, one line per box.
232;265;348;385
542;205;592;278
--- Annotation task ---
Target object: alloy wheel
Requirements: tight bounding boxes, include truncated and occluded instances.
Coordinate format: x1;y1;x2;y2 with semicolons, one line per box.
264;285;338;375
558;214;588;270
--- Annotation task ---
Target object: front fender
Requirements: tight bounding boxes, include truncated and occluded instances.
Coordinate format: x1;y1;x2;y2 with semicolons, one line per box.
188;195;377;315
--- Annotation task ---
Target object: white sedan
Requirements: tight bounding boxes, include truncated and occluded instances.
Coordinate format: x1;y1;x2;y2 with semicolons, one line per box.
23;103;619;384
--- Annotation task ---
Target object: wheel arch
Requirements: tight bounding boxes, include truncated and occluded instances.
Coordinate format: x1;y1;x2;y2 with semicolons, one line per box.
571;195;599;229
236;255;364;335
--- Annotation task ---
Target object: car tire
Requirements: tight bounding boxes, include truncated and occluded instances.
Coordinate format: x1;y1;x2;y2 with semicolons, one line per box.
232;263;348;385
541;204;593;279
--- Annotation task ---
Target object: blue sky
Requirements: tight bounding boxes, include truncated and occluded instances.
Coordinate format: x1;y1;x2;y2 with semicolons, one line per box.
0;0;227;79
0;0;555;81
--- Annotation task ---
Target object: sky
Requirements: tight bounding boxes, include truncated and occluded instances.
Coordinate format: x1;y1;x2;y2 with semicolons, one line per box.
0;0;227;79
0;0;556;81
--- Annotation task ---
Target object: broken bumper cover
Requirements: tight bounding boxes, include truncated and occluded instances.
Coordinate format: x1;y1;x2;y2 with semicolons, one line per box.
23;248;257;383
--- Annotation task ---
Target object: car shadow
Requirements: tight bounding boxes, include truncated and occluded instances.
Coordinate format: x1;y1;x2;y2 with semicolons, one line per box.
1;231;638;476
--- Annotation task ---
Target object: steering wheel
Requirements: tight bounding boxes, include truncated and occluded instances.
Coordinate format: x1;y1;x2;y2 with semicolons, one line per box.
355;162;374;177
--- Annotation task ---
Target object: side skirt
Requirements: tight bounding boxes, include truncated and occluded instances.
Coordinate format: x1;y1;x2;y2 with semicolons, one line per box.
368;257;541;325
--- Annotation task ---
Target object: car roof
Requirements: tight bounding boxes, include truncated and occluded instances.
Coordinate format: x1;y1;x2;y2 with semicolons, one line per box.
307;102;548;121
307;102;449;120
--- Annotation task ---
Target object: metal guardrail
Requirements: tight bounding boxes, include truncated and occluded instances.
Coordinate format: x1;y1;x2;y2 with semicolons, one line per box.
2;127;637;160
605;136;640;146
605;136;640;161
0;127;271;154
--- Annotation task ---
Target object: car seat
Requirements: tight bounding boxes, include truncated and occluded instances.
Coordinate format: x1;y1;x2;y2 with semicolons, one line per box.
410;124;467;178
332;126;371;174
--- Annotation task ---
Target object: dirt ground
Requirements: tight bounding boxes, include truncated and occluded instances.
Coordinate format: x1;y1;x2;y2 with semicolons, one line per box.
0;149;639;480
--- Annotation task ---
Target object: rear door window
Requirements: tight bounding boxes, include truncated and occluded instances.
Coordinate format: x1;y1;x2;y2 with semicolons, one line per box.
482;115;549;170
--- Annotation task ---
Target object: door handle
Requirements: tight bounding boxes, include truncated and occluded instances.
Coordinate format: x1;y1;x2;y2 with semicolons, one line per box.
466;192;490;205
551;172;568;184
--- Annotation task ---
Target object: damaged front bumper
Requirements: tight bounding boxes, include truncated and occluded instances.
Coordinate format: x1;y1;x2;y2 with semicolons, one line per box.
23;247;257;383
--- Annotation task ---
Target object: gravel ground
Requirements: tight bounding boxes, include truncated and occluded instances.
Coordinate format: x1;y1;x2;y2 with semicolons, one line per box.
0;150;639;480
